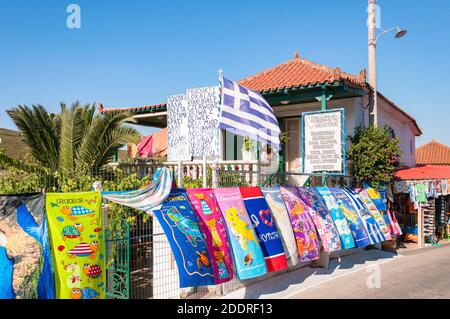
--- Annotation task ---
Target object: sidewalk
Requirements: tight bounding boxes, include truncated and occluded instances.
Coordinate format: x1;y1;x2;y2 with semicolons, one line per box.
221;249;400;299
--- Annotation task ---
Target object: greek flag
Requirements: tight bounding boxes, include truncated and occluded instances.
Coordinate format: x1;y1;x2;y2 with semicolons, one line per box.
219;77;280;150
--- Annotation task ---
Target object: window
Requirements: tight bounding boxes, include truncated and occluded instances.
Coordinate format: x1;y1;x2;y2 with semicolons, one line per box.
410;140;413;155
387;127;396;139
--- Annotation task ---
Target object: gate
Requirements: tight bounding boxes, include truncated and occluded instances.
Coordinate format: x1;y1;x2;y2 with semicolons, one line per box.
105;223;130;299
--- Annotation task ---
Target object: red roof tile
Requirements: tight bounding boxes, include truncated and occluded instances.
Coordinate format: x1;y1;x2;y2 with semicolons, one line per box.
98;102;166;114
238;52;366;92
416;140;450;165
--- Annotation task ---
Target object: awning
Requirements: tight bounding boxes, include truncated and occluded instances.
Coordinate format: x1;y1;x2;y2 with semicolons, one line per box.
395;165;450;180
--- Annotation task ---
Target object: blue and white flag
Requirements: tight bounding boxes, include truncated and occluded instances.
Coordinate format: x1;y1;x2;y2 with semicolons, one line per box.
219;77;280;150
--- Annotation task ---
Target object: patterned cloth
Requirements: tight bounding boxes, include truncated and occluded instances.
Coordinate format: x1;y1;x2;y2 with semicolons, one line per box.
46;191;105;299
279;187;320;262
214;188;267;280
315;187;355;250
240;187;288;273
219;77;280;150
356;189;391;241
328;188;371;248
102;167;172;214
186;188;233;284
295;187;342;253
153;189;215;288
341;188;384;244
0;193;55;299
261;187;299;266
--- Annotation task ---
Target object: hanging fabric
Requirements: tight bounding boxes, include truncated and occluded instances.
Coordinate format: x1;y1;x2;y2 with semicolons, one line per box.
152;189;215;288
46;191;105;299
315;187;355;250
328;188;371;248
279;187;320;262
0;193;55;299
294;187;342;252
358;188;392;240
102;167;173;214
214;188;267;280
186;188;233;284
341;188;384;244
240;187;288;272
261;187;299;266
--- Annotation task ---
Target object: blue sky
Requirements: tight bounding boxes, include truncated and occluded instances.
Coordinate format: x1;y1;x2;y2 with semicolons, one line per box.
0;0;449;145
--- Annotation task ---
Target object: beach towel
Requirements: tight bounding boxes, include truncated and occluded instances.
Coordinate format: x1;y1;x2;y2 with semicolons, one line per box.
0;193;55;299
153;189;215;288
364;186;398;237
46;192;105;299
328;188;371;248
186;188;233;284
137;134;153;158
356;188;391;241
214;188;267;280
315;187;355;250
261;187;299;266
102;167;172;214
341;188;384;244
240;187;287;272
295;187;342;252
279;187;320;262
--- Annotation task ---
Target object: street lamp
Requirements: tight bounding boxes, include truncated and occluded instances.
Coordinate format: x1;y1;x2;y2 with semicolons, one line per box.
368;0;407;127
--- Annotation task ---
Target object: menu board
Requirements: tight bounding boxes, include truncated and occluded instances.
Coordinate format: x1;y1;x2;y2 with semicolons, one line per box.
302;110;344;174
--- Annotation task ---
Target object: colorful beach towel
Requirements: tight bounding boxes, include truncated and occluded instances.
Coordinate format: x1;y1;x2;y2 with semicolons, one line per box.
214;188;267;280
341;188;384;244
0;193;55;299
356;189;391;241
186;188;233;284
328;188;371;248
261;187;299;266
364;186;399;236
153;189;215;288
102;167;172;214
240;187;288;272
46;192;105;299
279;187;320;262
295;187;342;253
315;187;355;250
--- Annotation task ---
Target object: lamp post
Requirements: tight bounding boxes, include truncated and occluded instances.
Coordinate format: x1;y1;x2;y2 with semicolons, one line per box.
368;0;407;127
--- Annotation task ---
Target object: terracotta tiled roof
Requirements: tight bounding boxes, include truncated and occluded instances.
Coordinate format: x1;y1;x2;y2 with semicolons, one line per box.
238;52;367;92
98;102;166;114
416;140;450;165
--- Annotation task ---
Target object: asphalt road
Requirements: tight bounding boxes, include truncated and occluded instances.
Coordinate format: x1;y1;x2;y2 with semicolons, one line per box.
222;243;450;299
290;244;450;299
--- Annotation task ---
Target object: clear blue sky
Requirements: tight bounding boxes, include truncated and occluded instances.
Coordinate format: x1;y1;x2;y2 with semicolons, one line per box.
0;0;449;145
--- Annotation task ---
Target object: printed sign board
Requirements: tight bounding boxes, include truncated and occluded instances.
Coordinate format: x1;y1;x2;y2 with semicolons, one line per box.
302;109;345;175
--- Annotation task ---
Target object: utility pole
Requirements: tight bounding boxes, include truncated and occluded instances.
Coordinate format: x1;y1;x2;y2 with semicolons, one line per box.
368;0;378;127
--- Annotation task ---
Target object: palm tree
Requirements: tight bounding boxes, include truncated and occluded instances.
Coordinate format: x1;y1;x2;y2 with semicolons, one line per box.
7;102;140;176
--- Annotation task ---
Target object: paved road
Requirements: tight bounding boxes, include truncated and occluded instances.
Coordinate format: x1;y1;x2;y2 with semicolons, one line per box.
222;244;450;299
290;244;450;299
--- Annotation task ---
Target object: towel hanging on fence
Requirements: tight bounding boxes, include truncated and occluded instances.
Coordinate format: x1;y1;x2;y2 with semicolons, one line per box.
315;187;355;250
0;193;55;299
240;187;288;273
328;188;371;248
102;167;172;214
279;187;320;262
214;187;267;280
186;188;234;284
294;187;342;253
46;191;105;299
153;189;215;288
261;187;299;266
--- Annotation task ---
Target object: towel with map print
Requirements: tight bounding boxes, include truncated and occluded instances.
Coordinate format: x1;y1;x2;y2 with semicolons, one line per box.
153;189;215;288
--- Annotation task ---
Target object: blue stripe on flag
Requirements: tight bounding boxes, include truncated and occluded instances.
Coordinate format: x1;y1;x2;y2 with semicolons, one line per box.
220;110;279;138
